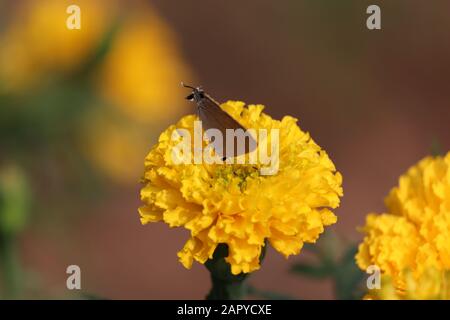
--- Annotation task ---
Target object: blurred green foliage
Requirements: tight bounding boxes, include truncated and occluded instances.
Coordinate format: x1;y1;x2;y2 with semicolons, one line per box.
290;231;365;300
0;165;31;298
0;20;118;153
0;17;119;299
0;165;31;236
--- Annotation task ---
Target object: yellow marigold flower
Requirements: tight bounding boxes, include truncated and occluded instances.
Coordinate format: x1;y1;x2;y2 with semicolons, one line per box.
356;152;450;298
139;101;343;274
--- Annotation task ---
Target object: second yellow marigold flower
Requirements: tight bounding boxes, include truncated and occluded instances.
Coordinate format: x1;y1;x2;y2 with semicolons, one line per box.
356;152;450;298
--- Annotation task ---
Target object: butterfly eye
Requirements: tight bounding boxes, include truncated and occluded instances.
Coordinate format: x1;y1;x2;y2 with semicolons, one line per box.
185;93;195;101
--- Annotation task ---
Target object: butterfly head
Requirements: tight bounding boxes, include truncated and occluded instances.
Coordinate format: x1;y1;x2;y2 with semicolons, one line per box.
181;82;204;102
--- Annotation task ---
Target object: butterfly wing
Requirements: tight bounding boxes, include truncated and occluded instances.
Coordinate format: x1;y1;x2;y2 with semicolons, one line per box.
198;95;257;158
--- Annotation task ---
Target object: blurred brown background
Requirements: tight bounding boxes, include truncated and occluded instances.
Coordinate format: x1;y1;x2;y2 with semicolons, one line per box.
1;0;449;299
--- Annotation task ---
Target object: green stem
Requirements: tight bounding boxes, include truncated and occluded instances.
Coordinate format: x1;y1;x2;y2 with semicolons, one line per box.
205;244;248;300
205;243;266;300
207;273;248;300
0;235;22;299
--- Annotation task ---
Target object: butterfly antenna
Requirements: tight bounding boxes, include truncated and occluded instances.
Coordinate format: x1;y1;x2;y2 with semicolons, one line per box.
181;82;196;90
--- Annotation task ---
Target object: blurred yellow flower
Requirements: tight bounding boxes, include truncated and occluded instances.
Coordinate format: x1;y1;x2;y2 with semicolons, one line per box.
356;214;421;279
0;0;112;91
80;110;151;184
356;152;450;299
139;101;343;274
366;269;450;300
96;4;193;123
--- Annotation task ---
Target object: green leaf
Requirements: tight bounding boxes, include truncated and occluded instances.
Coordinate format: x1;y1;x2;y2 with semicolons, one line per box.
334;245;365;300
